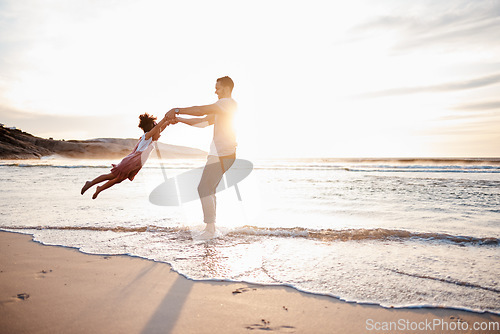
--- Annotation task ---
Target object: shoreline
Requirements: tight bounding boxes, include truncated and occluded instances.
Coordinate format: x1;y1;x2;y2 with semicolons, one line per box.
2;228;499;316
1;231;499;333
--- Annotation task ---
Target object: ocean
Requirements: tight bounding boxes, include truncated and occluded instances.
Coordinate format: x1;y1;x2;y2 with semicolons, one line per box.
1;157;499;314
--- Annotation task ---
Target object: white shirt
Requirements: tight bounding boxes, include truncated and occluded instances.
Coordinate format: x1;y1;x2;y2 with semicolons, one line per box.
209;98;237;156
135;134;154;166
136;134;153;153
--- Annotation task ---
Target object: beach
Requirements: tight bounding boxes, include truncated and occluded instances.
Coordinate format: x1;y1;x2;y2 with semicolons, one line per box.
1;231;499;334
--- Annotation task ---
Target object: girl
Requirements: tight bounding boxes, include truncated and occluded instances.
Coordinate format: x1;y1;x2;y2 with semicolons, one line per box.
81;113;175;199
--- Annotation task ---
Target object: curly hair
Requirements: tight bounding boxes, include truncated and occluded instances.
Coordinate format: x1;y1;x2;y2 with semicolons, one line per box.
138;113;157;133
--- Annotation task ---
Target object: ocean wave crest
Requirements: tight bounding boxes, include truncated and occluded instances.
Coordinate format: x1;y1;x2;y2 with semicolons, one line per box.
3;159;500;173
2;225;498;246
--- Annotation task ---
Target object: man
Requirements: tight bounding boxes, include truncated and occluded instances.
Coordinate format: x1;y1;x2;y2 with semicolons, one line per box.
166;76;237;236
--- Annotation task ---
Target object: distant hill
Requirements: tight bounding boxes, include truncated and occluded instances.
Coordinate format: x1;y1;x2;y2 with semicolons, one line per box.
0;126;207;159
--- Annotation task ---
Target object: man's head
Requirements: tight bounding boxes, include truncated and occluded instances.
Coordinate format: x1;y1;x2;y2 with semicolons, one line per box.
215;76;234;99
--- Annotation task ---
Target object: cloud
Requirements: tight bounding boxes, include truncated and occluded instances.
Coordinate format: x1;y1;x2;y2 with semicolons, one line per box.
434;99;500;122
452;100;500;111
429;109;500;134
357;73;500;98
437;111;499;122
394;16;500;52
350;1;500;53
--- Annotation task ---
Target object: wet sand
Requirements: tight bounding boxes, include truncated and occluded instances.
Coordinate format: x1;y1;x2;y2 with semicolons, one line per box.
0;231;498;334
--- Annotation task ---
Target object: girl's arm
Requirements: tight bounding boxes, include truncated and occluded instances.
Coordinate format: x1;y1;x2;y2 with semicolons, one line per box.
177;115;214;128
160;118;175;132
144;116;170;140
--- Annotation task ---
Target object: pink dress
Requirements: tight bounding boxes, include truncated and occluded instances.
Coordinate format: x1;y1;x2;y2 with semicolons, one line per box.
110;134;154;183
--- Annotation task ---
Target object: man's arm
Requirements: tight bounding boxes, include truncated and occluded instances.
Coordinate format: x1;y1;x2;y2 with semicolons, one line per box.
166;104;221;119
177;115;215;128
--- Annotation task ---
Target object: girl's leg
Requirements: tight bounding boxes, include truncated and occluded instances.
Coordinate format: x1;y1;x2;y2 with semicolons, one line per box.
81;173;115;195
92;177;121;199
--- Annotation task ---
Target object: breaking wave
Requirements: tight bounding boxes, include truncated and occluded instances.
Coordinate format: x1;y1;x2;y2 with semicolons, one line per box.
2;225;498;246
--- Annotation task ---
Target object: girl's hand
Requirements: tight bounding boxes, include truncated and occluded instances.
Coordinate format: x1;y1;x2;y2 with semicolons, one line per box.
166;108;177;120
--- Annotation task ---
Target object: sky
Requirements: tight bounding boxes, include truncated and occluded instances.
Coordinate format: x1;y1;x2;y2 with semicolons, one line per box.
1;0;499;158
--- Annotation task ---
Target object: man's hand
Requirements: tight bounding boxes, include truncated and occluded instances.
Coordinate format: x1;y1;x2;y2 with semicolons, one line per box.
166;108;177;120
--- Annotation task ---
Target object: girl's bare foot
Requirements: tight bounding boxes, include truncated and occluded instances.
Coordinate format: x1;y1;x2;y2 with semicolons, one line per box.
81;181;92;195
92;186;102;200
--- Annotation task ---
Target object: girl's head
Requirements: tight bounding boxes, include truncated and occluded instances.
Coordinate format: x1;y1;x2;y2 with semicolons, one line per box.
138;113;157;133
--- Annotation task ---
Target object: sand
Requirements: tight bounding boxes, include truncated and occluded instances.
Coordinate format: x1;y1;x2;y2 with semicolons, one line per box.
0;231;498;334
